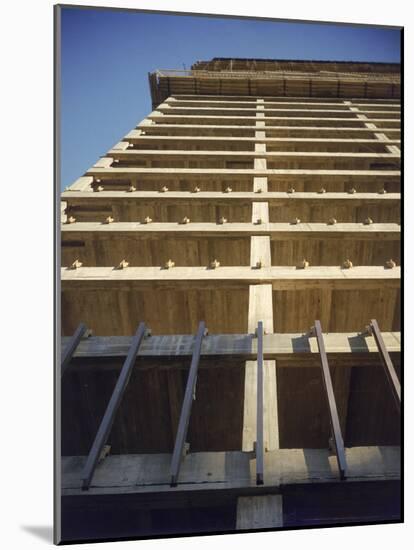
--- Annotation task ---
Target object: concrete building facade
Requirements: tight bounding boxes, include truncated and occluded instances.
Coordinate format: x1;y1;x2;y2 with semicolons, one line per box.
59;58;401;542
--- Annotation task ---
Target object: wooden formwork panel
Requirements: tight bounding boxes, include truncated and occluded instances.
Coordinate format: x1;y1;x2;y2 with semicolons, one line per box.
276;364;351;448
328;287;400;331
132;139;256;151
63;194;400;224
61;231;399;268
61;287;250;336
264;141;396;153
270;238;400;267
84;171;400;194
88;177;253;193
65;197;253;223
345;363;401;446
113;157;399;171
61;359;245;455
164;107;260;117
141;126;257;137
60;274;399;335
264;128;400;139
129;139;398;154
269;200;400;224
151;115;399;128
61;234;251;268
265;175;400;193
170;100;259;107
61;352;400;462
141;159;253;169
153;115;259;126
272;287;400;333
276;360;400;449
265;158;399;170
140;124;400;139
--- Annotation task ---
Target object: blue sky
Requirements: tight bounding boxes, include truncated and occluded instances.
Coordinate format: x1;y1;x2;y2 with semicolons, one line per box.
60;7;401;189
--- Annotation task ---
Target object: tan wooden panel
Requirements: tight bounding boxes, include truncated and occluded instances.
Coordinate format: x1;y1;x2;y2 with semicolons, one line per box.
62;234;251;267
61;287;250;336
272;286;400;333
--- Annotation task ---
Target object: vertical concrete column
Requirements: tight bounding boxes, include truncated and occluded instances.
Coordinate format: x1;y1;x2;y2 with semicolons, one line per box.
344;100;393;144
237;495;283;529
239;98;281;528
254;99;268;193
242;99;280;517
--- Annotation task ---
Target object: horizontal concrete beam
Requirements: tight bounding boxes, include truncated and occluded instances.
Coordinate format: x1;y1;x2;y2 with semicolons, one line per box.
61;265;400;291
61;331;401;362
160;106;399;115
148;114;400;125
62;190;400;202
108;149;400;160
165;98;400;108
87;167;400;178
169;94;400;102
62;446;400;495
62;221;400;239
125;132;401;144
136;123;400;134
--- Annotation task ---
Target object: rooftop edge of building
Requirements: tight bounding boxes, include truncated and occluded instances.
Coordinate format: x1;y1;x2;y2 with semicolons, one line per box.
149;58;401;108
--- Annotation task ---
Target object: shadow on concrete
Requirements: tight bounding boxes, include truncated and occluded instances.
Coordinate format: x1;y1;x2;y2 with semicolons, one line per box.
347;334;370;353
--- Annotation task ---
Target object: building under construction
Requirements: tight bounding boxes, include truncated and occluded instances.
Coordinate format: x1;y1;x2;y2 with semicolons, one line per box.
59;58;401;542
